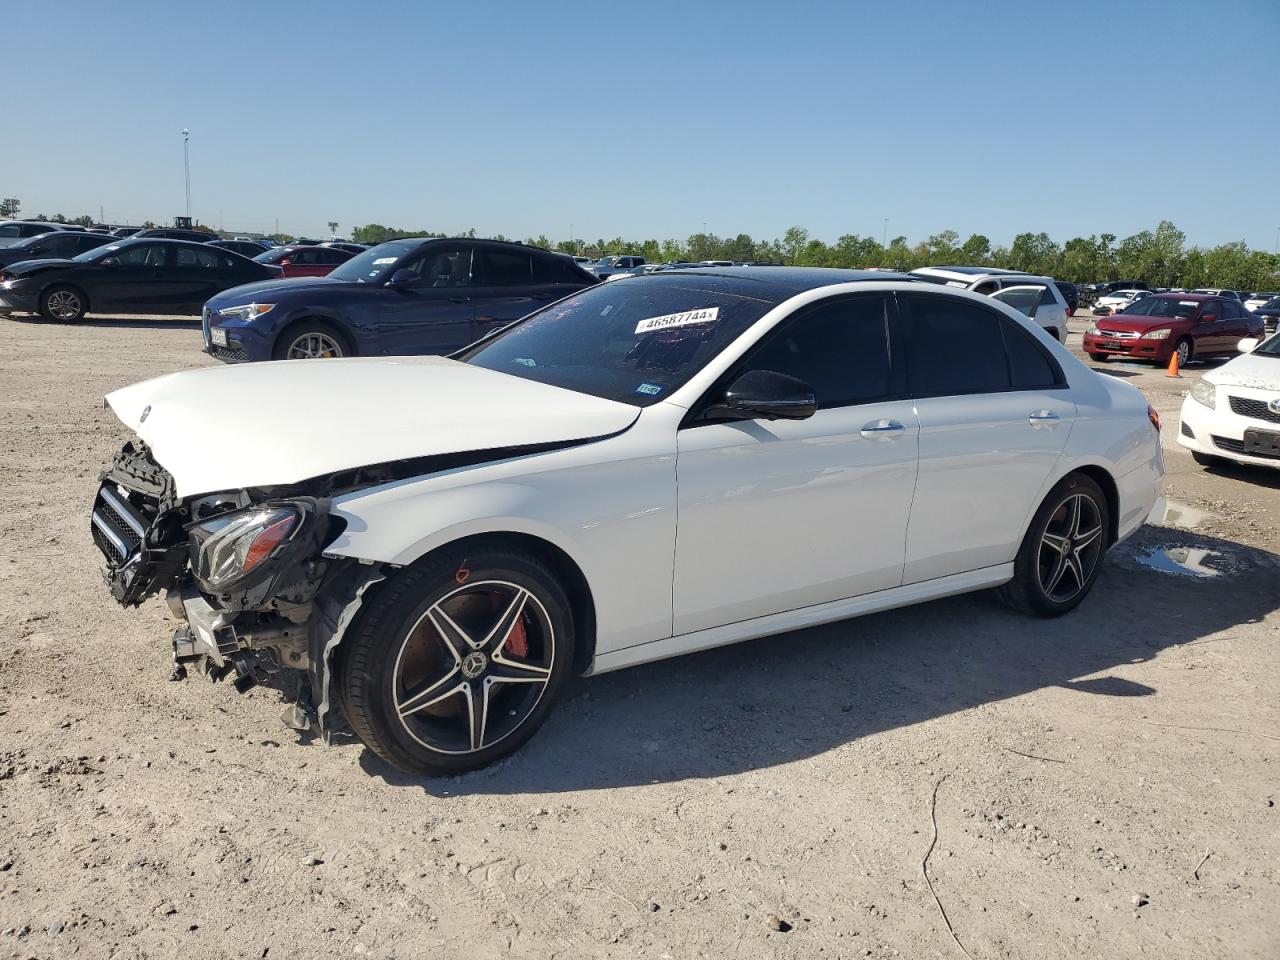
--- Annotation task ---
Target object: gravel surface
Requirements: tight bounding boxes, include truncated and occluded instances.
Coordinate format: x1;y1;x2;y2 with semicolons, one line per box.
1;310;1277;959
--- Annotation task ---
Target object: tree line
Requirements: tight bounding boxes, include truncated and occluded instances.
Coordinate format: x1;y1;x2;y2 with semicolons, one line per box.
27;212;1279;289
353;219;1279;290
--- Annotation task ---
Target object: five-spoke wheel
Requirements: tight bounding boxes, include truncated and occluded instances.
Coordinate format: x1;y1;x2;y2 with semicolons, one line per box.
272;321;351;360
339;546;574;775
998;472;1110;617
1036;492;1105;603
393;581;555;755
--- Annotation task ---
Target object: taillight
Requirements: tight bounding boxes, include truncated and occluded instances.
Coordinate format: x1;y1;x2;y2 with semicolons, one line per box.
1148;405;1161;432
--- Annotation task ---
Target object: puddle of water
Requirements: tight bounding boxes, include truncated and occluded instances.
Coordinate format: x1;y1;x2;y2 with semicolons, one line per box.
1159;500;1217;530
1132;545;1238;579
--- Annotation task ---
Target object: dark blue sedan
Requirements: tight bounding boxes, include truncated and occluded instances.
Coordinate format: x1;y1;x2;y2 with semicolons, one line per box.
202;237;598;362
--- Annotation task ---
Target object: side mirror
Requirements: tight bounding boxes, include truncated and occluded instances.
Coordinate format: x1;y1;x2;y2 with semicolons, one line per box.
386;268;419;288
1237;338;1259;354
710;370;817;422
1201;313;1217;323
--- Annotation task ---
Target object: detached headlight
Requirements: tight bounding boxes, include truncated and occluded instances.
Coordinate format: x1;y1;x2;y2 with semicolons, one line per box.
190;504;302;590
1189;379;1216;409
217;302;275;322
1141;328;1172;340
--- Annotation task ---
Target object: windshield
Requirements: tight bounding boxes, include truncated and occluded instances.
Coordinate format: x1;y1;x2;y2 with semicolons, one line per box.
73;242;125;263
460;277;780;406
1119;297;1200;319
1253;332;1280;357
326;239;421;282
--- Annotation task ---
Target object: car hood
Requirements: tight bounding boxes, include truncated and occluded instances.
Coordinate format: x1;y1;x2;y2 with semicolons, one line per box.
209;275;344;305
1203;351;1280;390
1095;315;1183;333
106;357;641;497
3;257;76;276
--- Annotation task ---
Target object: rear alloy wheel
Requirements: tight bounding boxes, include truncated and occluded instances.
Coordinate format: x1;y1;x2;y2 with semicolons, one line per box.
39;285;87;322
274;321;350;360
1175;338;1193;367
339;546;574;775
997;473;1109;617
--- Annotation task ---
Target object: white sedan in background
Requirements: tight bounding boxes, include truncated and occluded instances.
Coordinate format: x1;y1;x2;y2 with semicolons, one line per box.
1244;292;1278;312
1179;332;1280;469
89;268;1164;775
1095;288;1150;315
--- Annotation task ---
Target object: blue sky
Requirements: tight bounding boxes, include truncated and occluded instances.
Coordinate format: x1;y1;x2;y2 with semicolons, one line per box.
7;0;1279;249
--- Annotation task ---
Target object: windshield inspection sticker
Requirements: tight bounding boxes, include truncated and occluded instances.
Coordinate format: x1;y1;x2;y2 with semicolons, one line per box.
635;382;663;396
373;257;398;266
635;306;719;335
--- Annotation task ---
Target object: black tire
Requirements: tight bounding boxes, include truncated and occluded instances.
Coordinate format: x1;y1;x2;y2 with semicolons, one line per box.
996;473;1110;618
1191;451;1224;468
1088;352;1108;362
272;319;353;360
1174;337;1193;367
38;285;88;322
338;544;575;775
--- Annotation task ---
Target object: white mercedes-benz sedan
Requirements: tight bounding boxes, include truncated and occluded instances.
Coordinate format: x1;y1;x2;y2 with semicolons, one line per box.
90;268;1164;774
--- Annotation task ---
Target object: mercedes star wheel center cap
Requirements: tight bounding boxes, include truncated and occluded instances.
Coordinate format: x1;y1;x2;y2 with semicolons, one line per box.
461;651;488;679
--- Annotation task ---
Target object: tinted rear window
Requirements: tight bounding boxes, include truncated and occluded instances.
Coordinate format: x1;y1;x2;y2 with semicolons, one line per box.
902;295;1011;396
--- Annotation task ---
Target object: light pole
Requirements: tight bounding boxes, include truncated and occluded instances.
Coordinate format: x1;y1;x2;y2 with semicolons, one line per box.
181;129;191;218
327;220;339;239
1274;226;1279;255
882;218;888;247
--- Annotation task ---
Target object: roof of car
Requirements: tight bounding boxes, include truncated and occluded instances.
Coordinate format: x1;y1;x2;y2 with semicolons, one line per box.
635;266;919;300
914;265;1030;277
100;237;225;249
1147;292;1217;300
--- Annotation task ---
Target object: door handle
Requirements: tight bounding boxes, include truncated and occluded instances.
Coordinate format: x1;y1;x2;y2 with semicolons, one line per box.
1028;410;1060;428
860;419;906;440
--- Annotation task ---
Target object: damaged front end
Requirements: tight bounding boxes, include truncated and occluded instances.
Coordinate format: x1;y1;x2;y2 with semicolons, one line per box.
90;441;371;732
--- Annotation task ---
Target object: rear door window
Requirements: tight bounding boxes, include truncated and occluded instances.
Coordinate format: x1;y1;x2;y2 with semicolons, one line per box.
40;233;82;257
901;294;1011;396
176;246;220;268
474;248;534;286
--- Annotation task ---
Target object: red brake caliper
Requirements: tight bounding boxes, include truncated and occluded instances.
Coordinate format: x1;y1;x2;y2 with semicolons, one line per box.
507;615;529;658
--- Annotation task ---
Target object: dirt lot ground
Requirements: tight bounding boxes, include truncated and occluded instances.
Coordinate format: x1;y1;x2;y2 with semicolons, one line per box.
1;310;1277;960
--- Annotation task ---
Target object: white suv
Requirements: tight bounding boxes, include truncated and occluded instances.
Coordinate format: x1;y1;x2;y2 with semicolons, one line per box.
909;266;1070;343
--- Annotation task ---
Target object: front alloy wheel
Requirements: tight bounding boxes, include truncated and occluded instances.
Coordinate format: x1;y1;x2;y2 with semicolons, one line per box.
339;546;574;774
40;286;87;322
1175;338;1193;367
287;331;344;359
393;580;555;755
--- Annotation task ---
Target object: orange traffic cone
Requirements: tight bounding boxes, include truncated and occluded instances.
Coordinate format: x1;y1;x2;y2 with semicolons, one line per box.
1166;349;1181;378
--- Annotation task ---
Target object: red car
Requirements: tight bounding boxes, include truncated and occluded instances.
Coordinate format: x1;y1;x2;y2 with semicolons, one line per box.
1082;293;1264;367
252;244;354;279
